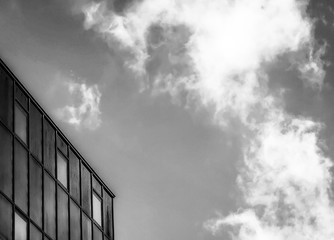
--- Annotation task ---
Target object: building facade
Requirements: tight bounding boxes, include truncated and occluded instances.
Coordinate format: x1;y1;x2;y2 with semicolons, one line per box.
0;59;115;240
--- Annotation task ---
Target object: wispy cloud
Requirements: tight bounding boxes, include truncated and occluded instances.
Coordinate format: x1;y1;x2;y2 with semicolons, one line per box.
56;78;102;130
81;0;333;238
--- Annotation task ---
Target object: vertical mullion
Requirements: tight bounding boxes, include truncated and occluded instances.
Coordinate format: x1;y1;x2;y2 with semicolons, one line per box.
55;131;58;240
12;79;15;240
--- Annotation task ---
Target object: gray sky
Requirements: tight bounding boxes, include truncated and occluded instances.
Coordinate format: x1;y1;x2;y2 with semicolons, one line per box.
1;0;334;239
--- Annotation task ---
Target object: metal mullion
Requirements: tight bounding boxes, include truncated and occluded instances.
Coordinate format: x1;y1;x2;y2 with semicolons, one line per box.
41;114;45;240
12;79;16;240
55;131;58;240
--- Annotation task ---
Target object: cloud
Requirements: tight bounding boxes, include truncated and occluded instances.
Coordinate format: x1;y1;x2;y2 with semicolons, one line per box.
81;0;334;239
56;79;102;130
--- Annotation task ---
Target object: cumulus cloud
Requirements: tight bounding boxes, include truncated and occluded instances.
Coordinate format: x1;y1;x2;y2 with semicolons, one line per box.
81;0;334;239
56;80;102;130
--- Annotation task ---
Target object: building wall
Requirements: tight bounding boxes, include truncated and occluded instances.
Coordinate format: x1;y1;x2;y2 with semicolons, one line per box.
0;59;115;240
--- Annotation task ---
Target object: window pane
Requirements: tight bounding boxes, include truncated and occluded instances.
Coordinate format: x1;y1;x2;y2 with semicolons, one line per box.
70;200;81;240
0;67;13;129
57;134;68;156
93;193;102;226
69;149;80;202
15;85;28;110
82;213;92;240
93;225;102;240
30;103;42;161
44;173;56;239
57;152;68;188
30;157;42;227
103;190;113;237
15;212;27;240
30;223;42;240
0;194;12;239
92;176;101;196
44;119;55;176
57;186;69;240
81;164;91;216
15;140;28;213
0;125;12;198
15;105;27;144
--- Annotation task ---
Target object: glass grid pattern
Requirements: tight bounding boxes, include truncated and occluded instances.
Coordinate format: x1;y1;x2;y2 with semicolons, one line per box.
0;59;115;240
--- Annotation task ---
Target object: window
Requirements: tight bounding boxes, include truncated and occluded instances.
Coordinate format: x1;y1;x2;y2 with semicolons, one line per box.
93;193;102;226
70;199;81;240
93;224;102;240
15;104;27;144
0;125;12;198
15;140;28;213
57;186;69;240
30;223;42;240
93;176;102;196
57;134;68;156
57;152;68;188
82;213;92;240
103;190;113;237
44;173;56;239
15;212;27;240
15;85;28;110
81;164;91;216
44;119;55;176
0;194;12;239
30;157;42;227
69;149;80;202
30;103;42;161
0;67;13;129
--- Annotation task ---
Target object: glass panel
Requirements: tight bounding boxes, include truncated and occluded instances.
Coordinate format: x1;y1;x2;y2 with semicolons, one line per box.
43;119;55;176
15;212;27;240
15;140;28;213
0;67;13;129
15;85;28;110
81;164;91;216
57;152;68;188
30;223;42;240
103;190;113;237
93;225;102;240
93;193;102;226
30;103;42;161
44;173;56;239
29;157;42;227
93;176;102;196
57;186;69;240
0;125;12;198
70;199;81;240
0;193;12;239
82;213;92;240
15;104;27;144
57;134;68;156
69;149;80;202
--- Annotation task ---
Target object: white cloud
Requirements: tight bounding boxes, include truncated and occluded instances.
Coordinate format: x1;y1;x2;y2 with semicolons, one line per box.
56;80;102;130
81;0;334;239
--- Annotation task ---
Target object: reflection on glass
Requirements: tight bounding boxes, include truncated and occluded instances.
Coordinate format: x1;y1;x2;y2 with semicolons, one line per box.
15;140;28;213
0;194;12;239
30;103;42;161
69;149;80;202
93;193;102;226
15;212;27;240
44;119;55;176
93;224;102;240
70;199;81;240
0;125;12;198
30;157;42;227
57;152;68;188
82;213;92;240
44;173;56;239
58;186;69;240
81;164;91;216
103;190;113;237
93;176;101;196
15;105;27;144
0;70;13;129
30;223;42;240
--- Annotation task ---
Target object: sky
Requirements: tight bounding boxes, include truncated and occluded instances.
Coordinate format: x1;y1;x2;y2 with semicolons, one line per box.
1;0;334;239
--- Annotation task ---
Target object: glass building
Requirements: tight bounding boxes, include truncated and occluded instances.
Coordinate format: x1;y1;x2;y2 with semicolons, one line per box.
0;59;115;240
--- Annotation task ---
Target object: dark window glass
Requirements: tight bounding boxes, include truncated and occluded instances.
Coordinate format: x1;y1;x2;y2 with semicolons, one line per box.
15;212;27;240
30;103;42;161
103;190;113;237
69;149;80;202
0;125;12;198
82;213;92;240
81;164;91;216
70;199;81;240
15;85;28;110
44;119;55;176
15;104;27;145
57;186;69;240
57;134;68;156
93;193;102;226
0;193;12;239
93;225;102;240
0;68;13;129
93;176;102;196
57;152;68;188
30;157;42;227
15;140;28;213
30;223;42;240
44;173;56;239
